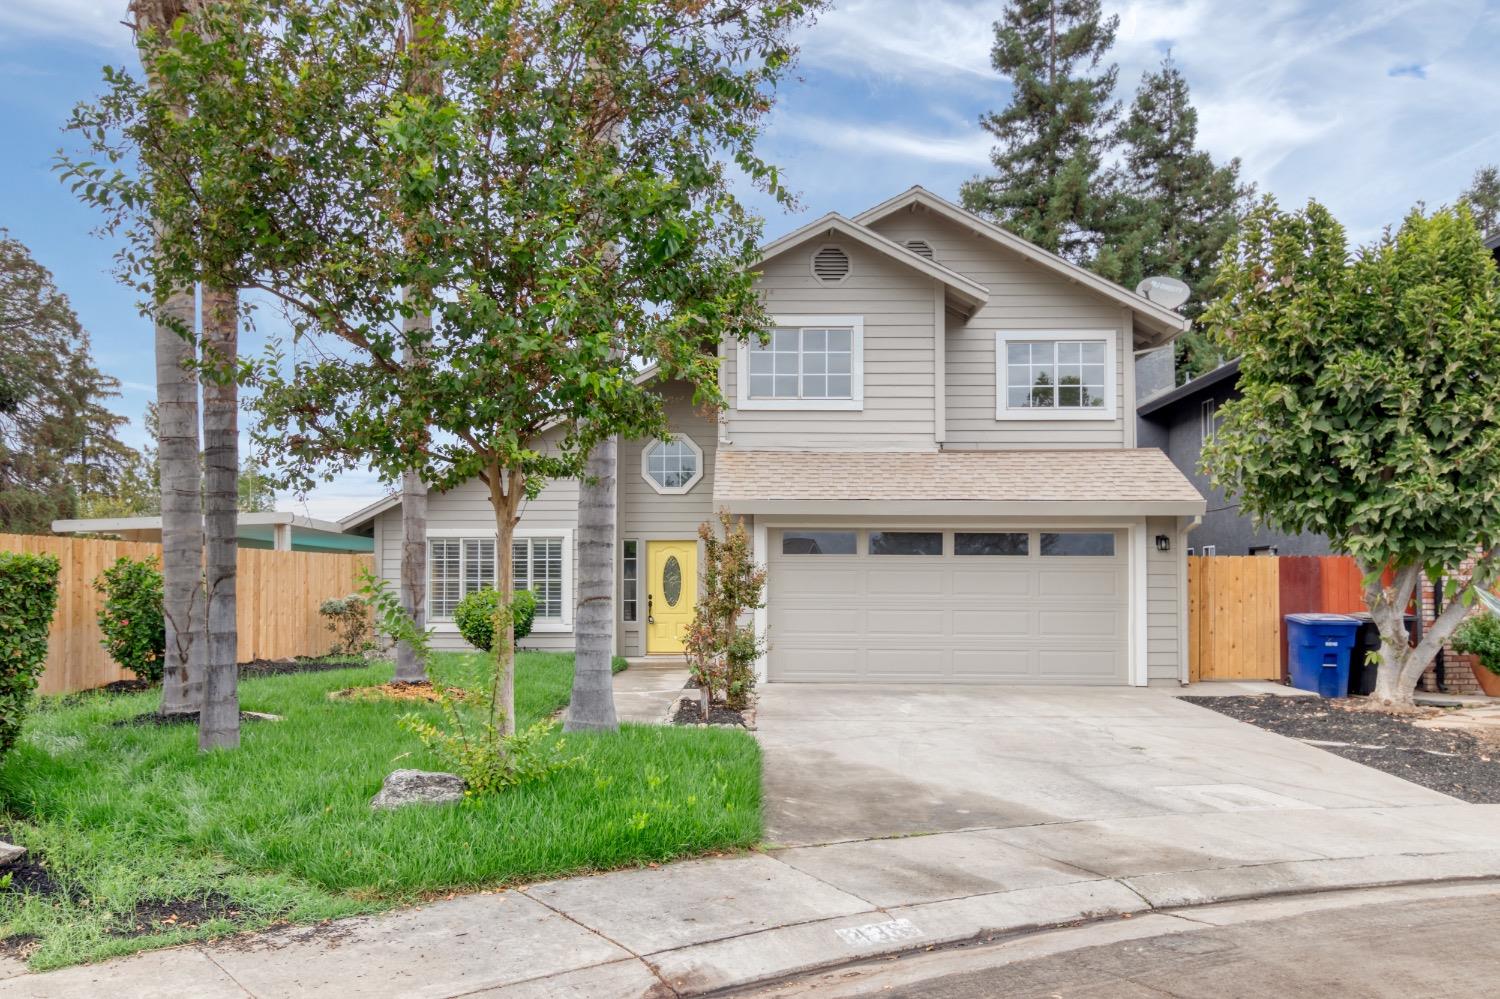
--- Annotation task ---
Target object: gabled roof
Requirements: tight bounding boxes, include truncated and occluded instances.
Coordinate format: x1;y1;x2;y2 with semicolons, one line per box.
853;187;1191;343
758;212;989;314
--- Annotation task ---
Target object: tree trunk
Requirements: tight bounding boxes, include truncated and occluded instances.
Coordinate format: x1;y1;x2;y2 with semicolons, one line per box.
394;303;430;683
565;435;619;732
485;464;522;736
155;286;204;716
134;0;201;718
1362;559;1481;709
198;286;239;749
395;468;428;682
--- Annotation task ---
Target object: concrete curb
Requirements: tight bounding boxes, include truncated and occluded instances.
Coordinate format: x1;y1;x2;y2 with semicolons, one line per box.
640;854;1500;996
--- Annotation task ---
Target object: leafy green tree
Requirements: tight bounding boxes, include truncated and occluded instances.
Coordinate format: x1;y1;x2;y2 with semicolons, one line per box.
1460;164;1500;236
961;0;1121;262
64;0;822;741
0;230;140;533
1096;55;1254;381
1200;198;1500;707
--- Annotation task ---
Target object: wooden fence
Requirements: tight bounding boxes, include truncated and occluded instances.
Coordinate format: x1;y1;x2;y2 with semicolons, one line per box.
0;534;373;695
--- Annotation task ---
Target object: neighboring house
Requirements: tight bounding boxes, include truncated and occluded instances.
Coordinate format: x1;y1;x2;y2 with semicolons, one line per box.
1136;360;1332;557
341;187;1206;686
52;511;373;553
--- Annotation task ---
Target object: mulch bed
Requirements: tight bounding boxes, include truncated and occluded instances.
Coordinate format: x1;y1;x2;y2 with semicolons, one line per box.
238;656;371;678
112;893;248;938
1183;695;1500;803
669;697;753;728
108;710;279;729
327;681;469;704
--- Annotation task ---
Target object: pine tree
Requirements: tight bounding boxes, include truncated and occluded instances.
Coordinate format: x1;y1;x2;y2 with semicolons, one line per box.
1460;165;1500;235
1098;55;1254;382
961;0;1122;262
0;230;140;532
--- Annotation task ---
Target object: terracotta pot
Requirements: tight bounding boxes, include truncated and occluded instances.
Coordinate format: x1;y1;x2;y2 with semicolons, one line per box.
1470;660;1500;698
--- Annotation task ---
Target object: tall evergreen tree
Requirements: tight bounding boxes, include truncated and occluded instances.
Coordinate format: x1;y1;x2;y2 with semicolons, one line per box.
0;230;140;533
1097;55;1254;381
961;0;1121;262
1461;165;1500;236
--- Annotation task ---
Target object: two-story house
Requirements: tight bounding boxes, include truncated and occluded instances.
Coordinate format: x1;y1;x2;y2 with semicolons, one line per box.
342;187;1207;687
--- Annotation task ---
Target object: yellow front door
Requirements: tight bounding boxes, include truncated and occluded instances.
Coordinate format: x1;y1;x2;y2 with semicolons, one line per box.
646;540;697;654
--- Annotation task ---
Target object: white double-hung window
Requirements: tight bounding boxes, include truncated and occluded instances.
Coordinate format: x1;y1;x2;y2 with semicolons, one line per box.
428;530;571;630
995;330;1117;420
737;315;864;411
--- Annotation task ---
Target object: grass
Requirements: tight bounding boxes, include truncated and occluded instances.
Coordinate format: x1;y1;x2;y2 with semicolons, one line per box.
0;652;760;970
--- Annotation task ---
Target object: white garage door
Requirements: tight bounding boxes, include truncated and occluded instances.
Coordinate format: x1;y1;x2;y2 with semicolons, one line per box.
767;527;1128;684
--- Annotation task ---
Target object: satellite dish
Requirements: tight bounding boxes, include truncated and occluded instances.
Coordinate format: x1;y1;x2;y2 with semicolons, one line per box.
1135;276;1191;311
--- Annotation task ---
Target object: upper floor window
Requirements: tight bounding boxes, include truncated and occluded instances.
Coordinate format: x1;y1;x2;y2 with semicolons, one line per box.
995;330;1117;421
737;315;864;412
1200;399;1217;442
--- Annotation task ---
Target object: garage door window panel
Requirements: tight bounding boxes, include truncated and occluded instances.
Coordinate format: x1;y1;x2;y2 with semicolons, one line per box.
782;530;858;555
869;531;942;556
1040;532;1116;557
955;532;1029;556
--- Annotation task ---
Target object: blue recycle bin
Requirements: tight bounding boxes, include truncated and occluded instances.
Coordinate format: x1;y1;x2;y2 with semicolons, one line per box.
1285;613;1362;697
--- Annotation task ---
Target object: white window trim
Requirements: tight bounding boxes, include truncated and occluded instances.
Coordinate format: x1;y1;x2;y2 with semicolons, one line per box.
640;434;704;495
736;314;865;412
425;526;573;633
995;329;1118;422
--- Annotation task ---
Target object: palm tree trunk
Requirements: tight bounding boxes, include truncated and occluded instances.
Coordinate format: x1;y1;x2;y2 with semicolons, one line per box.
565;435;619;732
394;305;430;683
155;286;204;716
198;285;239;748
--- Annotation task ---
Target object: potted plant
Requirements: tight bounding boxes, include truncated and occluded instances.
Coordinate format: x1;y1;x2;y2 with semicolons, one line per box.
1449;613;1500;697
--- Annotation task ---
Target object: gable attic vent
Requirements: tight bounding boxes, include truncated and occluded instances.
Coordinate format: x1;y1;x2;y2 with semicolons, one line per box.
811;244;851;284
904;239;935;260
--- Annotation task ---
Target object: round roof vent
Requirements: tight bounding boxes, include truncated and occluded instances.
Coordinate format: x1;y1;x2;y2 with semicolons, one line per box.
811;244;851;284
904;239;935;260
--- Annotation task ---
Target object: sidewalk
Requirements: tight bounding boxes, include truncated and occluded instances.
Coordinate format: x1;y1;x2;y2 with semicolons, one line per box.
6;799;1500;997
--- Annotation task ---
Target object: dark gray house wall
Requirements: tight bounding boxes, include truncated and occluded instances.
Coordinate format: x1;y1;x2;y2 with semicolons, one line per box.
1137;359;1333;557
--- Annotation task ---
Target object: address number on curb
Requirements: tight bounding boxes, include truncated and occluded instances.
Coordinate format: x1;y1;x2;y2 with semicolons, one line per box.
835;918;923;947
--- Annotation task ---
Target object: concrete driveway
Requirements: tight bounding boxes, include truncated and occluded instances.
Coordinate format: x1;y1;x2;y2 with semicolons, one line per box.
756;683;1455;847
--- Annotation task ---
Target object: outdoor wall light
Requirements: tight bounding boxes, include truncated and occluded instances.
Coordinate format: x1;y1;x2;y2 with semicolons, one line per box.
1155;534;1171;552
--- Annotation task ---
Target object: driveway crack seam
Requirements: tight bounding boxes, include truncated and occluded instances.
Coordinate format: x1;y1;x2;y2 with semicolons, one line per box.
516;889;676;997
197;945;259;999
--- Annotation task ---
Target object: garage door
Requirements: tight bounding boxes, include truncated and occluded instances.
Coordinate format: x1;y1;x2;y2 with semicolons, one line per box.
767;527;1128;684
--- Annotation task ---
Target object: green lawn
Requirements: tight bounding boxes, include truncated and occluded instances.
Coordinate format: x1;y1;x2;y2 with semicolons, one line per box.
0;652;760;969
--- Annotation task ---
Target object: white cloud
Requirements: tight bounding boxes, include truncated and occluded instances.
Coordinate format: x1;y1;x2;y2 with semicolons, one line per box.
774;113;992;167
797;0;994;83
0;0;133;51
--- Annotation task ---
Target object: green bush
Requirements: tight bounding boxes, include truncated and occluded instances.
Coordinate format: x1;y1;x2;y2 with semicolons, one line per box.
454;588;536;652
0;551;61;756
93;556;165;683
318;594;373;655
1452;613;1500;675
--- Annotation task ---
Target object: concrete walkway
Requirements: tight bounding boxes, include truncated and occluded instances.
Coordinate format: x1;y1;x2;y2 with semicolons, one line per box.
611;660;690;724
7;685;1500;997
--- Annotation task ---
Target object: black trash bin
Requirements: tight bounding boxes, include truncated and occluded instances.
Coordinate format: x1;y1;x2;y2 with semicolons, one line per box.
1347;612;1416;696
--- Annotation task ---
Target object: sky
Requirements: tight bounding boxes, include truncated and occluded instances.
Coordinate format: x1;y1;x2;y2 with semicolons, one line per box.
3;0;1498;520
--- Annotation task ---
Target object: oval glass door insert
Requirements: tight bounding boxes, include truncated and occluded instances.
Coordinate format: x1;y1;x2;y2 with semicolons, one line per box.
662;555;682;606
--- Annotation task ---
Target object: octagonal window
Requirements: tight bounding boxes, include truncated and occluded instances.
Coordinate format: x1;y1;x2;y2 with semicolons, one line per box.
642;435;703;495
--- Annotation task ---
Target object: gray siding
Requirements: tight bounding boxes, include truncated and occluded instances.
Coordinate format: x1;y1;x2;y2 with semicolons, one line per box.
1146;515;1181;682
617;384;721;657
866;211;1129;450
724;239;938;451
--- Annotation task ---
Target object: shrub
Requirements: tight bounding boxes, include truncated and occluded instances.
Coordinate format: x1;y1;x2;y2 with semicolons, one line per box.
684;510;766;710
454;588;535;652
0;551;61;756
399;713;578;795
93;556;165;683
319;594;373;655
1452;613;1500;676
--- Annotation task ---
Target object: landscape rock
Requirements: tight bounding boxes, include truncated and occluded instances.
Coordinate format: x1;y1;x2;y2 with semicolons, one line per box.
0;841;26;867
370;769;466;810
